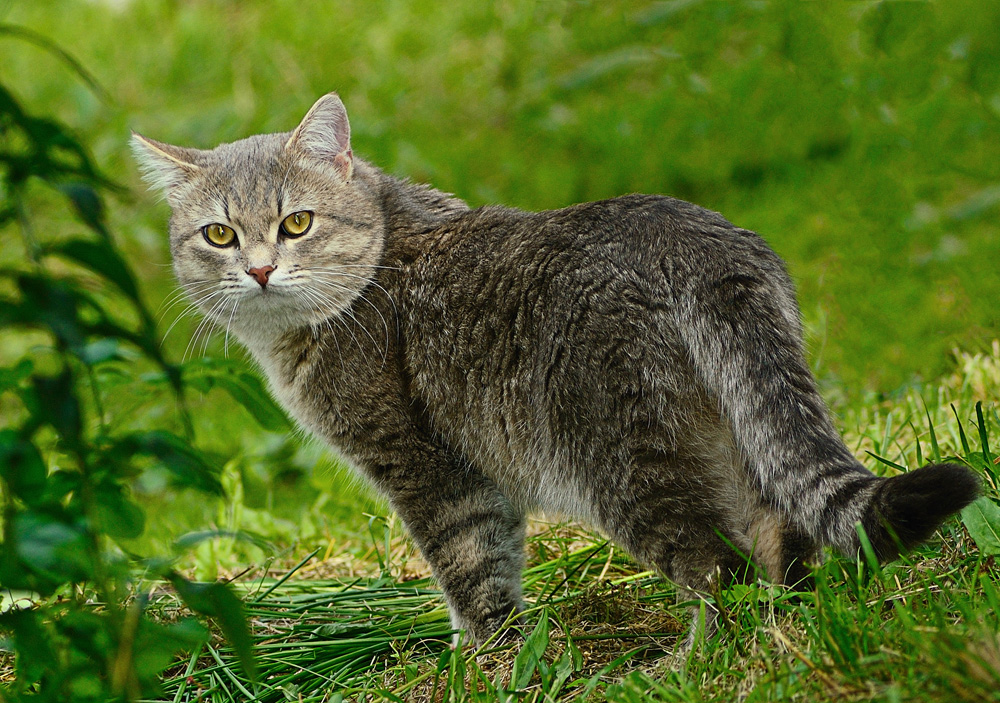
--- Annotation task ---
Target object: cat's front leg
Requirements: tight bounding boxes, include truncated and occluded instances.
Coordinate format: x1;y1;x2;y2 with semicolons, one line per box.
376;454;526;645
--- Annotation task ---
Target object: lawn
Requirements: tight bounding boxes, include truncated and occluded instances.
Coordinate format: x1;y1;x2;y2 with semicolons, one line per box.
1;1;998;701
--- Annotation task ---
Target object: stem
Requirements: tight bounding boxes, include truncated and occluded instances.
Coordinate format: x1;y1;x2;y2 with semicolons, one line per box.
75;450;115;611
13;191;42;268
85;362;107;434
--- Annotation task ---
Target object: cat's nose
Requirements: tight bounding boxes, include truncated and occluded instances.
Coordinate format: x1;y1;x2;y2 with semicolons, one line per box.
247;265;275;287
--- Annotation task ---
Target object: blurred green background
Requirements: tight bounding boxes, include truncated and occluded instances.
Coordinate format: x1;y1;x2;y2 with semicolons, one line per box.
2;0;999;570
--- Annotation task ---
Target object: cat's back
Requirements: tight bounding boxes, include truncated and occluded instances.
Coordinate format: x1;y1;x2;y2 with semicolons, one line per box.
397;192;787;335
401;193;775;279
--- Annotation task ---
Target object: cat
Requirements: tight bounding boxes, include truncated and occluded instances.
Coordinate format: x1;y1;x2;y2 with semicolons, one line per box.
132;92;981;647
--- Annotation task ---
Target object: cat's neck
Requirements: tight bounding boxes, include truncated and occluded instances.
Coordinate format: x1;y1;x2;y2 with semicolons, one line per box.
357;159;471;243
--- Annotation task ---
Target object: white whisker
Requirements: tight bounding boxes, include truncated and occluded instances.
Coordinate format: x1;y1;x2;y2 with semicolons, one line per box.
290;288;345;371
306;267;400;323
184;293;231;362
300;284;365;354
308;279;389;364
224;297;240;358
157;281;219;321
325;264;402;271
162;288;228;347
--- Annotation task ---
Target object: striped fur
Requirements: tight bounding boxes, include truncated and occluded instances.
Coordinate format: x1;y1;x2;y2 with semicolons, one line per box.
133;93;981;645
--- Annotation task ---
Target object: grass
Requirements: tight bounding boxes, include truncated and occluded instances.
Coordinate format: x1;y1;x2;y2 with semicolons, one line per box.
2;0;1000;699
137;346;1000;702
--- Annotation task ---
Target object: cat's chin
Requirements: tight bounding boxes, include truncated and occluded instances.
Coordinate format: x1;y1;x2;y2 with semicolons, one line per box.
196;289;342;342
224;312;311;357
223;293;352;346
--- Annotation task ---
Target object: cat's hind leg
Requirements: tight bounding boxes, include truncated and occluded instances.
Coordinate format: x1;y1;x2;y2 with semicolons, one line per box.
744;510;817;588
596;447;761;651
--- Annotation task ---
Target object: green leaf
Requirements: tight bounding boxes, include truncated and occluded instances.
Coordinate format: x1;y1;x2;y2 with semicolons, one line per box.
0;358;34;393
78;337;124;365
16;274;89;350
93;481;146;540
33;371;83;444
144;359;291;432
12;510;94;586
0;430;47;506
58;183;109;238
172;529;275;554
58;609;113;667
549;651;574;698
132;618;208;692
310;621;373;638
110;431;222;495
0;609;56;686
50;238;139;302
961;496;1000;556
183;359;290;432
448;634;467;699
212;372;290;432
513;610;549;689
169;574;257;681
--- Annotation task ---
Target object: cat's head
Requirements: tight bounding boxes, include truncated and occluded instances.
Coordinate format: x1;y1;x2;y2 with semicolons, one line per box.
131;93;384;345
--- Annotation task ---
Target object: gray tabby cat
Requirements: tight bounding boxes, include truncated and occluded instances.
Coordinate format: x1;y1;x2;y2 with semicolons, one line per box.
132;93;980;646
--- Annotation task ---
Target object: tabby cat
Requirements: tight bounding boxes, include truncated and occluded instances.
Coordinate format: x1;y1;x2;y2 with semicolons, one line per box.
132;93;980;646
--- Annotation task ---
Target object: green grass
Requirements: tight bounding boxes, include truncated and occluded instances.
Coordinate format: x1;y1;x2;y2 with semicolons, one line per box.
2;0;1000;699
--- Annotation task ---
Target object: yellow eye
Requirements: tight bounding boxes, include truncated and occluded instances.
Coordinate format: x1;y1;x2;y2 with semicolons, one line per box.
203;223;236;247
280;211;313;238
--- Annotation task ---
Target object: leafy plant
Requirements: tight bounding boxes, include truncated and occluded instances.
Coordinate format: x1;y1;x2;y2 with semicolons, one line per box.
0;31;259;701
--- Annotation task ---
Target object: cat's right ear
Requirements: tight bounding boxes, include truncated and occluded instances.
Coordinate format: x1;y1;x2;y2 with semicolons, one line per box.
285;93;353;181
130;133;201;199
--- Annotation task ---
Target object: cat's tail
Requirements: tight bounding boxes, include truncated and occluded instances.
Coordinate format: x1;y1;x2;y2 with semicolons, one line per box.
672;248;980;560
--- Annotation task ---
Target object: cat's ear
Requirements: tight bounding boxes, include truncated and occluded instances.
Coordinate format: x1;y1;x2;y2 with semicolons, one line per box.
286;92;353;181
130;133;201;198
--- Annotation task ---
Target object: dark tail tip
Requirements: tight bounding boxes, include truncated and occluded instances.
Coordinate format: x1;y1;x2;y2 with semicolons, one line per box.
865;462;982;561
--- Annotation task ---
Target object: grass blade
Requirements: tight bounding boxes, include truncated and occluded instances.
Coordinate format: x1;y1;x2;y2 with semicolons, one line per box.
952;404;972;455
252;547;320;603
926;406;942;463
865;450;907;472
513;610;550;690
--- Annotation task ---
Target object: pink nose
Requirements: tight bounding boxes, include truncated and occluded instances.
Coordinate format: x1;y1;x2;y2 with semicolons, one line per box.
247;265;275;287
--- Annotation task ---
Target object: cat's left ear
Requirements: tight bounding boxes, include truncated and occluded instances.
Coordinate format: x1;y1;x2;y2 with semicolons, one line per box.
130;133;201;200
286;92;353;181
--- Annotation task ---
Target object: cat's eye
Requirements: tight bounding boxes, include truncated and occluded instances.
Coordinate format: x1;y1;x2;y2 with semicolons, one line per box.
280;211;313;238
203;223;237;248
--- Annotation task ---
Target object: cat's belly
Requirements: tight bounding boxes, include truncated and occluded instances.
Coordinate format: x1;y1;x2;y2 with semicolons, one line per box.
442;415;598;521
419;354;712;525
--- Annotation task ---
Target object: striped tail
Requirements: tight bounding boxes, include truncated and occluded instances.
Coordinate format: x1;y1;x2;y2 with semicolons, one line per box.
672;243;980;558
